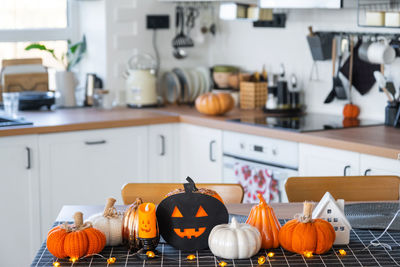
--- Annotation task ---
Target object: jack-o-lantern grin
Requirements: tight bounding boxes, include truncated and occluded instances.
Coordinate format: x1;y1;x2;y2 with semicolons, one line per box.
140;227;151;233
173;227;206;239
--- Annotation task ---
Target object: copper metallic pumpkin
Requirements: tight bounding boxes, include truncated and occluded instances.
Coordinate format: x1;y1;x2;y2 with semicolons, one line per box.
122;198;144;251
278;202;336;255
246;194;281;249
195;92;234;116
46;212;106;259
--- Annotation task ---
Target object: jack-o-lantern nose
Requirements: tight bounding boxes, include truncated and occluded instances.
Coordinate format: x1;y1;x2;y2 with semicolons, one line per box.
195;205;208;217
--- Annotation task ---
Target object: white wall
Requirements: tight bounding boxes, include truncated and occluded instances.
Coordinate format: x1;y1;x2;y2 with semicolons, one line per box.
211;8;400;121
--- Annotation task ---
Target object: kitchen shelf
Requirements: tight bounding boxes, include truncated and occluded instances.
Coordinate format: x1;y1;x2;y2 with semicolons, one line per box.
357;0;400;28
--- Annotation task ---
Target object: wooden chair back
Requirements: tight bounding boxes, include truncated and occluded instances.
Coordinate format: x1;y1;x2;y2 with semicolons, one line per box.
285;176;400;202
121;183;244;205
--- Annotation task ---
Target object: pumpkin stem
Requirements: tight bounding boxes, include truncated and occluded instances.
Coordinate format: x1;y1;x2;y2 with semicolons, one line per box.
257;194;267;205
298;202;314;223
230;217;239;229
103;197;117;216
184;176;198;193
74;212;84;228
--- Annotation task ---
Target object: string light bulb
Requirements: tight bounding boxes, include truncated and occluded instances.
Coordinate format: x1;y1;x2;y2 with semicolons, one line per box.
146;251;155;258
107;257;116;264
258;256;266;264
303;251;313;258
187;254;196;260
69;257;78;263
53;262;60;267
338;249;347;256
219;261;227;267
267;252;275;258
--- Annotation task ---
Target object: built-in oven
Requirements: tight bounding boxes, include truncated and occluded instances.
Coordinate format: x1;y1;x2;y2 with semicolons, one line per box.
222;131;299;203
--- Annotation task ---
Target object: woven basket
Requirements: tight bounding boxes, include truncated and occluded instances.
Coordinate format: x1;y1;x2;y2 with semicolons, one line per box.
239;82;268;109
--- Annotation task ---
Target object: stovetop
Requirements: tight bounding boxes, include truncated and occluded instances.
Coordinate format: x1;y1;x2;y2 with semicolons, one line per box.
228;113;383;132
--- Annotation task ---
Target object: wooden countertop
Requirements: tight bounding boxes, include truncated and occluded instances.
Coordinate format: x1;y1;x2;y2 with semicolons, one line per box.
1;105;399;159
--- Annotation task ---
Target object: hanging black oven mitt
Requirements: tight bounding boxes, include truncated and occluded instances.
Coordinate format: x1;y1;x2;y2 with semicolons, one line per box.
340;39;380;95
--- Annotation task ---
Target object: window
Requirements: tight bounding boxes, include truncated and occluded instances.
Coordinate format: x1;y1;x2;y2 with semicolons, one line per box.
0;0;78;69
327;209;332;214
340;226;345;231
334;227;338;231
327;218;332;222
333;218;338;222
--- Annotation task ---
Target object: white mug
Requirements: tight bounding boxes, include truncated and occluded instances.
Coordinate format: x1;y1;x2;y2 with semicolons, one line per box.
367;41;396;65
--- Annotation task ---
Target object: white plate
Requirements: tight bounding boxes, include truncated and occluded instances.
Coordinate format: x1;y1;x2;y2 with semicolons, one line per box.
161;71;181;104
180;68;193;103
188;69;200;102
172;68;189;103
196;67;210;95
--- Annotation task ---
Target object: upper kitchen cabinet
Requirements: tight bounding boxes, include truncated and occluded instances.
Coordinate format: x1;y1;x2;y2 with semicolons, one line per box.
179;124;223;183
259;0;341;8
299;143;359;176
0;135;41;266
360;154;400;176
39;126;148;235
148;124;179;182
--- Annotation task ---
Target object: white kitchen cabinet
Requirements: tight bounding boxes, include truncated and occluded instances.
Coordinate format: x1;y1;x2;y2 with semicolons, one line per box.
179;124;222;183
39;126;148;236
0;135;41;266
148;124;179;182
360;154;400;176
299;143;359;176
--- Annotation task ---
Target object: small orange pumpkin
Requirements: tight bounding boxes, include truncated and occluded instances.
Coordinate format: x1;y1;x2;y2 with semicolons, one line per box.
122;198;144;251
343;103;360;119
246;194;281;249
342;117;360;128
195;92;234;116
47;212;106;259
278;202;335;255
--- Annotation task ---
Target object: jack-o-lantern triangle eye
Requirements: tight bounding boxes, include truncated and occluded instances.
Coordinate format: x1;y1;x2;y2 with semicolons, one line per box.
171;206;183;217
195;205;208;217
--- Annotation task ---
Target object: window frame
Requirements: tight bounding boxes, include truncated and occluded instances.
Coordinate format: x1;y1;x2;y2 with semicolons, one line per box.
0;0;79;42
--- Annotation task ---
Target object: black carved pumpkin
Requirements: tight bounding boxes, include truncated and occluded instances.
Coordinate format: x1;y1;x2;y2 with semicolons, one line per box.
156;177;229;250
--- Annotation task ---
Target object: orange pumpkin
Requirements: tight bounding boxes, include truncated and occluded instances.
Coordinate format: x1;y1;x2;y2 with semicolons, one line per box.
342;117;360;128
278;202;336;255
195;92;234;116
47;212;106;260
246;194;281;249
343;103;360;119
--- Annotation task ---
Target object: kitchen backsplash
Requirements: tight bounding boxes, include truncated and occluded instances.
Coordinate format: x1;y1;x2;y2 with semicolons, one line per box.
79;0;399;121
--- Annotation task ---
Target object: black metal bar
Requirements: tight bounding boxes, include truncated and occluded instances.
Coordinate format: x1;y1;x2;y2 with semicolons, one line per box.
159;135;166;156
84;140;107;145
26;147;31;170
209;140;216;162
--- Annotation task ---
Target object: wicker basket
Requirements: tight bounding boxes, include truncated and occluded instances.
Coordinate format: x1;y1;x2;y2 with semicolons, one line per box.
239;82;268;109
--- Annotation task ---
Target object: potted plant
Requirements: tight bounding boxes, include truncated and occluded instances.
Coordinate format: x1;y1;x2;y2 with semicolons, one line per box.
25;36;86;107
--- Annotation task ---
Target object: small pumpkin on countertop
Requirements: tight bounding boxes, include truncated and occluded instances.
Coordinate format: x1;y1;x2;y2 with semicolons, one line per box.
47;212;106;259
87;197;123;246
246;193;281;249
156;177;229;250
278;202;336;255
195;92;234;116
208;217;261;259
122;197;144;251
343;103;360;119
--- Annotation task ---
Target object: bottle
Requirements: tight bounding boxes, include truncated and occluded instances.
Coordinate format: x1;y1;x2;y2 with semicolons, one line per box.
277;64;289;110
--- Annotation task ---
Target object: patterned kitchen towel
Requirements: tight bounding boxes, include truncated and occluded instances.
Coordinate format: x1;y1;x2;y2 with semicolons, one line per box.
234;162;280;203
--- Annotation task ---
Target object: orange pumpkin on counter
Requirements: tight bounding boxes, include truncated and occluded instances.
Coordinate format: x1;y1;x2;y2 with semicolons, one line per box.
195;92;234;116
278;202;336;255
47;212;106;260
246;194;281;249
343;103;360;119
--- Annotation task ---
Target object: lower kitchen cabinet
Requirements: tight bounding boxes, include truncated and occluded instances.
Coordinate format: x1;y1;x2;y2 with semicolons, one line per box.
299;143;360;176
148;124;179;182
39;126;148;236
360;154;400;176
0;135;41;266
179;124;222;183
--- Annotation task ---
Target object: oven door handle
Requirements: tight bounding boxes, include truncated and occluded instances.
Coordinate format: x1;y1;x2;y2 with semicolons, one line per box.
223;153;298;171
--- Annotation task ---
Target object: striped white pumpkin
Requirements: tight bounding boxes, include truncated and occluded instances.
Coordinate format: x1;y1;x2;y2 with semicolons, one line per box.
208;217;261;259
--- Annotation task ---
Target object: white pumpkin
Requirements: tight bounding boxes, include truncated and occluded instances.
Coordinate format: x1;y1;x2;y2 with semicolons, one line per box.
208;217;262;259
87;197;123;246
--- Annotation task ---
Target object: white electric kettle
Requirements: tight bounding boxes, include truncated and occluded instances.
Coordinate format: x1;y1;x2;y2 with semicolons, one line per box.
124;53;158;107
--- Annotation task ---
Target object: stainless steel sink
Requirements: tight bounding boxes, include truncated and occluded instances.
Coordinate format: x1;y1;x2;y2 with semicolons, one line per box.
0;117;33;127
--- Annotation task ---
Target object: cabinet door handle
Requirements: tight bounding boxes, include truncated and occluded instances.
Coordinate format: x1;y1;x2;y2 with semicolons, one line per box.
343;165;351;176
209;140;216;162
159;135;165;156
26;147;31;170
85;140;107;145
364;169;372;176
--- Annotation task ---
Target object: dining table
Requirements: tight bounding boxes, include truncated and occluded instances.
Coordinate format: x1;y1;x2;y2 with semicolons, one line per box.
31;202;400;267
